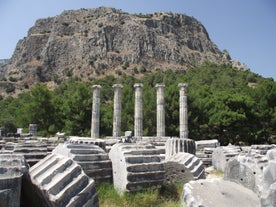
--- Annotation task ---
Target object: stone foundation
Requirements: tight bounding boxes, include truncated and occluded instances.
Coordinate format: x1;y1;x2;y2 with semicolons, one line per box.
109;143;164;194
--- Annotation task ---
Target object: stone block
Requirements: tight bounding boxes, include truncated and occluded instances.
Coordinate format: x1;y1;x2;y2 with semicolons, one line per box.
224;154;268;195
0;154;28;207
27;153;99;207
164;152;205;184
109;143;164;194
165;138;195;160
182;179;260;207
53;142;112;184
212;144;242;171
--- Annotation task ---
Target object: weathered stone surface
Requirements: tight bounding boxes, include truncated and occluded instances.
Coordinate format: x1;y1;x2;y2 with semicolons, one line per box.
260;160;276;207
28;153;99;207
224;154;268;195
68;136;106;151
91;85;101;138
134;83;143;139
164;152;205;184
165;138;195;159
109;143;164;194
266;147;276;161
182;179;260;207
0;154;28;207
261;182;276;207
195;139;220;167
2;141;48;167
53;142;112;184
250;144;276;156
179;83;189;138
212;144;242;171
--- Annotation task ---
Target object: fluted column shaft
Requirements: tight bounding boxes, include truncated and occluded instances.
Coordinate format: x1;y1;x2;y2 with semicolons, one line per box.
179;83;188;138
134;83;143;139
156;84;165;137
113;84;123;137
91;85;101;138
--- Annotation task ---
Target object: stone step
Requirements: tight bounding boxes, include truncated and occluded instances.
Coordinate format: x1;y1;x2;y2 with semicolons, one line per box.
77;160;112;170
127;171;165;182
70;149;105;154
124;149;163;156
29;154;98;207
125;155;161;164
66;179;99;207
50;173;89;206
126;179;163;191
127;162;164;172
36;158;73;185
73;153;109;161
44;164;82;195
30;153;58;177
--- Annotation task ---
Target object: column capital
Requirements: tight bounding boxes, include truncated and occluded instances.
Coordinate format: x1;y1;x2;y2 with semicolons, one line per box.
134;83;143;88
155;83;165;88
112;84;123;89
92;85;102;89
178;83;188;93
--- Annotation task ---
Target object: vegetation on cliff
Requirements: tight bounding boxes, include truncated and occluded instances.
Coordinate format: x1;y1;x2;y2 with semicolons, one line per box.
0;62;275;145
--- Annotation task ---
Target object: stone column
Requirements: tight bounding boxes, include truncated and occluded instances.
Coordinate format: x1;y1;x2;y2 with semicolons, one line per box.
91;85;101;138
179;83;188;138
29;124;37;137
134;83;143;139
112;84;123;137
155;83;165;137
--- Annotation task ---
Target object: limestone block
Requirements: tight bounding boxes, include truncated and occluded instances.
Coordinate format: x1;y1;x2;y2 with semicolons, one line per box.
266;147;276;161
164;152;205;184
224;154;268;195
68;136;106;151
260;160;276;207
195;139;220;150
109;143;165;194
261;182;276;207
53;142;112;184
13;141;48;166
0;154;28;207
165;138;195;159
28;153;99;207
195;140;220;167
212;144;242;171
250;144;276;156
182;179;260;207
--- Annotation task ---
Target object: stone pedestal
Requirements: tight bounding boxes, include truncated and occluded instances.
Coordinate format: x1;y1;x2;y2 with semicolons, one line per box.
29;124;37;137
155;84;165;137
112;84;123;138
109;143;164;194
91;85;101;138
134;83;143;139
165;138;196;159
178;83;188;139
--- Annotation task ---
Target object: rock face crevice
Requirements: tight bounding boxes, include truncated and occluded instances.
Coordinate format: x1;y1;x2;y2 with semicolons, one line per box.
1;7;232;96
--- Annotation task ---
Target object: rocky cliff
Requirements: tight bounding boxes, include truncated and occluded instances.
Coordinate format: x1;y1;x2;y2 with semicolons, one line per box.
0;7;235;96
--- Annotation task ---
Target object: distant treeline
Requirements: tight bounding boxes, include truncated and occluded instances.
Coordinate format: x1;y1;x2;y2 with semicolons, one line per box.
0;62;275;145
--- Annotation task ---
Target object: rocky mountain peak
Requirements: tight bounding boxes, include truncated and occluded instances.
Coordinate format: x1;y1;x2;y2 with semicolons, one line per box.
0;7;233;97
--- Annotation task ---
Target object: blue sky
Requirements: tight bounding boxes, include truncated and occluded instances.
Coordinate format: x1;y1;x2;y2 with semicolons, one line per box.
0;0;275;80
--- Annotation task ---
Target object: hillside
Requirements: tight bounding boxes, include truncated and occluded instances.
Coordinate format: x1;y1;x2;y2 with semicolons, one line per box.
0;7;248;97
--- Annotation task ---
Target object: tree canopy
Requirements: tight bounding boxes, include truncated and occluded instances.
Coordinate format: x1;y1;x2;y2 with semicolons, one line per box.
0;63;275;145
